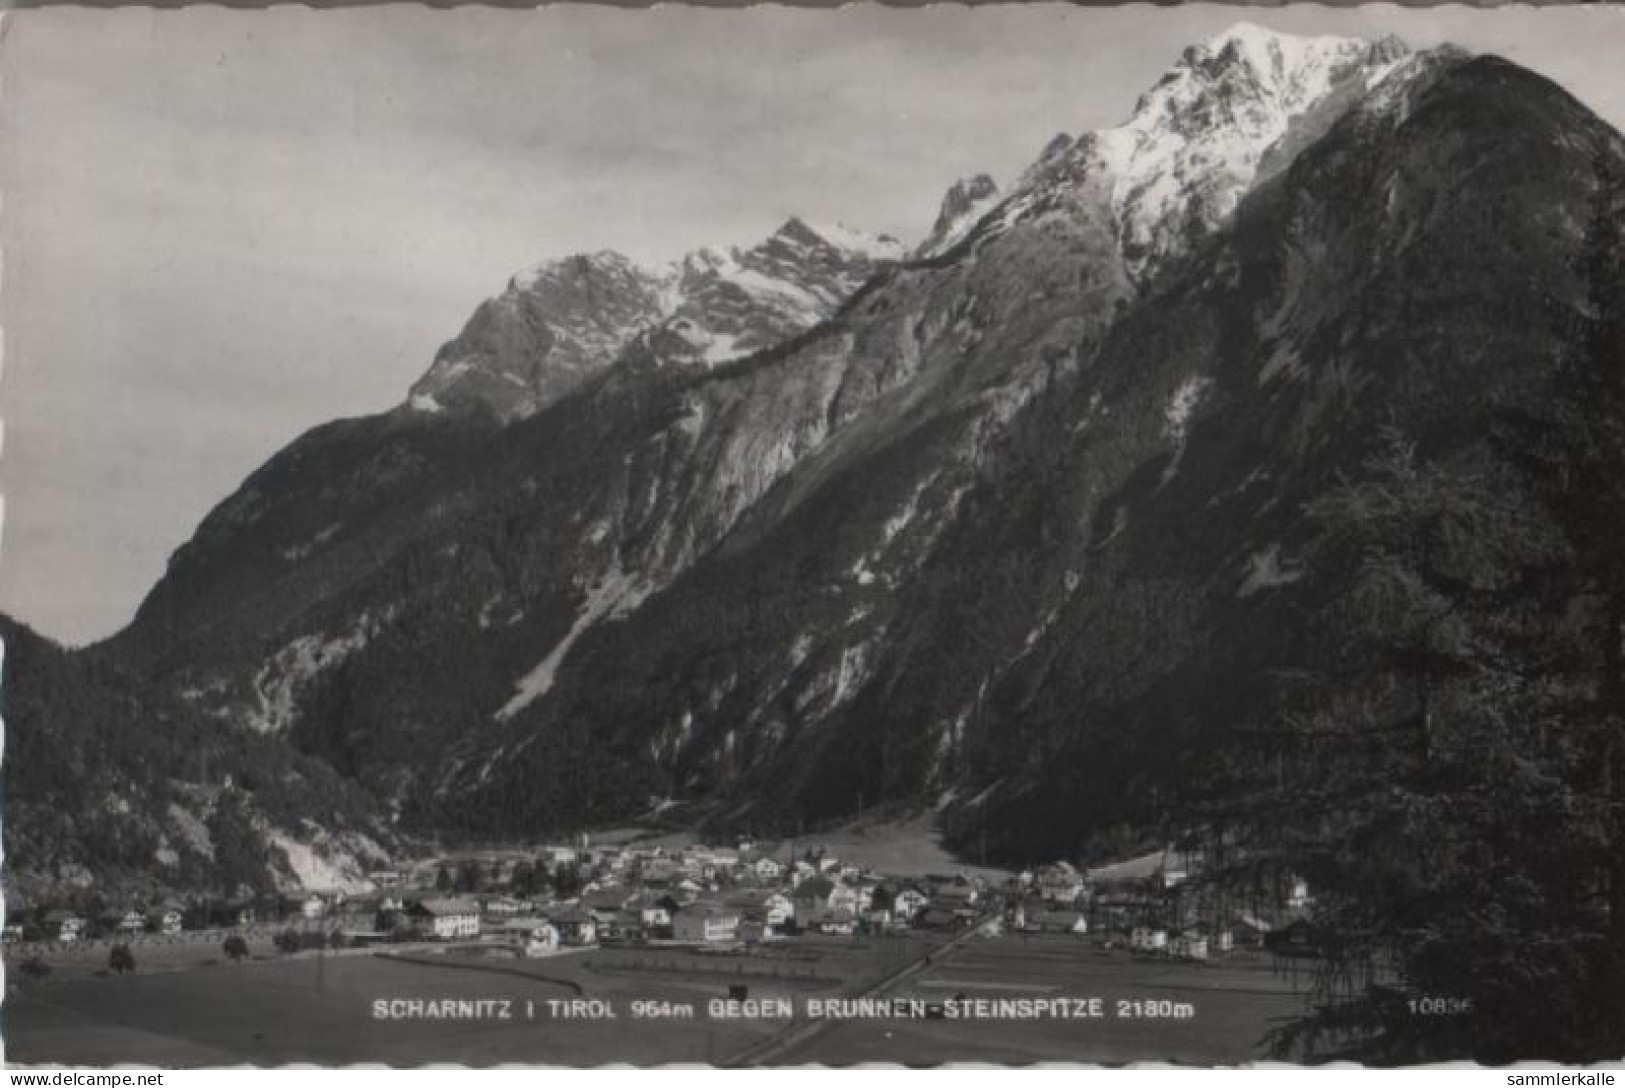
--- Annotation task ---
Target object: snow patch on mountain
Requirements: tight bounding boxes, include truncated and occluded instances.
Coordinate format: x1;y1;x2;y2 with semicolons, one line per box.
280;522;343;563
1164;375;1213;442
1160;375;1213;486
1239;543;1305;597
495;567;652;721
801;220;907;260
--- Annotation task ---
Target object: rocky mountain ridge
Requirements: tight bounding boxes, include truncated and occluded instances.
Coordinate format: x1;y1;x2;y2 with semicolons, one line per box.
10;24;1622;898
408;218;904;421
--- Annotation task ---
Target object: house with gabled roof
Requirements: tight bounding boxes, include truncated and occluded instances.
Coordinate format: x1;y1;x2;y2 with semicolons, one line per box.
42;910;86;942
807;908;857;936
1033;909;1088;935
105;908;147;936
502;916;559;957
933;884;979;910
672;903;741;943
627;892;677;931
726;889;792;929
482;895;525;917
544;905;599;946
791;875;838;916
407;898;481;940
147;903;185;935
890;885;930;923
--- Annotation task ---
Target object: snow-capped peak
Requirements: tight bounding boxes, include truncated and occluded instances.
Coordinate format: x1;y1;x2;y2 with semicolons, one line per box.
918;174;1001;258
768;217;907;261
1147;22;1378;121
409;216;906;417
512;249;640;293
980;25;1415;283
808;220;908;261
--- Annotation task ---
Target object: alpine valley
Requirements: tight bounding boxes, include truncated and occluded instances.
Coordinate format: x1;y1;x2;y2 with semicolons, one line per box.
6;22;1624;915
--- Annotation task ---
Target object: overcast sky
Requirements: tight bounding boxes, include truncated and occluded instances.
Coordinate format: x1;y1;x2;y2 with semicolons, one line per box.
4;4;1624;645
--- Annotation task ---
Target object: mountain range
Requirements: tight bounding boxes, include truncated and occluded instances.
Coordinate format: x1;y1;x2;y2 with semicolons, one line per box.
6;22;1623;900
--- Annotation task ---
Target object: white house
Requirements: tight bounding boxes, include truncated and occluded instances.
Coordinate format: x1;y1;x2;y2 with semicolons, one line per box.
502;917;560;957
148;905;185;935
810;908;857;936
409;898;481;940
673;904;741;943
1157;850;1193;889
752;856;785;881
482;895;524;917
628;893;676;930
43;911;85;942
728;890;793;929
891;886;930;922
541;845;579;871
830;884;862;913
112;908;147;935
546;907;599;946
1171;932;1210;961
1034;862;1087;904
1130;926;1169;952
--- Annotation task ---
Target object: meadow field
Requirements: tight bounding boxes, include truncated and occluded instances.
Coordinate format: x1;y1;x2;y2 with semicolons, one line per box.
778;935;1311;1065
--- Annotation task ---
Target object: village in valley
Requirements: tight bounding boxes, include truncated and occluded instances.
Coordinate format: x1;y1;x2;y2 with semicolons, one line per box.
5;831;1316;970
3;826;1329;1065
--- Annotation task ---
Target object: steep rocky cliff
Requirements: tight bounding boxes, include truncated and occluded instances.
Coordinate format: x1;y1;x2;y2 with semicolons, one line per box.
49;25;1624;868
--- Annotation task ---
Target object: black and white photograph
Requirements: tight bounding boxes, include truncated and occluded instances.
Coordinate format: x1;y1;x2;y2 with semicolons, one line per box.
3;1;1625;1069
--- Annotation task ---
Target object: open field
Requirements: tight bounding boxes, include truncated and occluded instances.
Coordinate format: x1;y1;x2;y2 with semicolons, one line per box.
3;931;338;984
776;935;1311;1065
796;814;1011;882
3;934;1310;1066
4;949;772;1066
425;812;1010;876
590;813;1012;880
